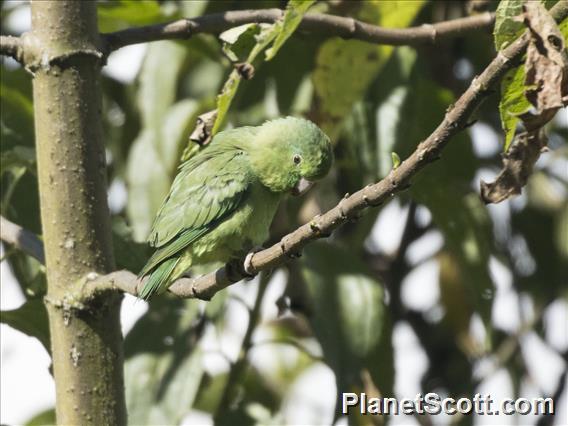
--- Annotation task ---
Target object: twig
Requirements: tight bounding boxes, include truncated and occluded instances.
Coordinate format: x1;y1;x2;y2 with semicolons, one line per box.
87;1;568;302
0;215;45;263
3;4;566;303
0;35;23;63
101;9;495;53
3;1;566;302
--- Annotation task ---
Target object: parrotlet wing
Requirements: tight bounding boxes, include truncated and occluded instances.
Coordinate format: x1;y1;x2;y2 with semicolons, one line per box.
139;143;252;278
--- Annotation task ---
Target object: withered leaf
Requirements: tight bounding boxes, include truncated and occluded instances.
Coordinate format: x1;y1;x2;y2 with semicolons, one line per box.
189;109;218;146
523;2;568;114
480;130;547;204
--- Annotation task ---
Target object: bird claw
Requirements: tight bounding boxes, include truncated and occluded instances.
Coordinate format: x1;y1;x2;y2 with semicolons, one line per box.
243;251;256;278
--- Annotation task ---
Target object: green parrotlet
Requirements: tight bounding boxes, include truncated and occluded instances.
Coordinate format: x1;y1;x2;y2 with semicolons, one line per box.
138;117;333;299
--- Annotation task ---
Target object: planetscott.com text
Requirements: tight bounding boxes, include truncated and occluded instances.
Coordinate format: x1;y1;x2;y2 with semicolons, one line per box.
342;392;554;416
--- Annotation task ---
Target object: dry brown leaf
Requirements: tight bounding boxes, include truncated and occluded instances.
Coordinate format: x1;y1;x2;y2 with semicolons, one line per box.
480;3;566;205
480;130;547;204
523;2;568;114
189;109;218;146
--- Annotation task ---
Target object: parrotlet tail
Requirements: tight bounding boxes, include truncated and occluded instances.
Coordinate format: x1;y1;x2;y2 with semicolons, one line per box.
138;257;180;300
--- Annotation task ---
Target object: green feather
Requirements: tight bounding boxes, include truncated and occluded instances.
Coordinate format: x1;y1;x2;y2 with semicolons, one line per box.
139;257;180;300
139;227;210;277
138;117;333;300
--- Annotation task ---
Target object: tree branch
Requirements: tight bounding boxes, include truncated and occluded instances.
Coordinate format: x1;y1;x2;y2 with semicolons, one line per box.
0;215;45;264
90;1;567;302
0;35;23;63
4;4;565;304
101;8;495;54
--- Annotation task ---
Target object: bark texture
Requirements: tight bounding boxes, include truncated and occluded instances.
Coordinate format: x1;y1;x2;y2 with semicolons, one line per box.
30;2;126;424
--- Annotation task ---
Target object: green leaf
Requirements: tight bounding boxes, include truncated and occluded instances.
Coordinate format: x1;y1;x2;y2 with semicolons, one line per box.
556;203;568;260
212;1;314;133
125;102;199;240
499;65;532;150
379;56;495;324
0;70;38;229
1;148;32;213
161;99;202;170
494;0;560;49
25;408;56;426
1;146;36;174
312;0;425;140
220;24;266;63
212;69;243;134
265;0;316;61
126;42;192;240
126;130;170;240
559;16;568;40
494;0;560;150
1;299;50;354
513;204;567;303
138;41;188;134
112;217;151;272
1;70;34;150
98;0;168;33
300;242;392;394
493;0;525;50
193;367;282;422
213;23;277;133
125;299;204;424
391;151;401;169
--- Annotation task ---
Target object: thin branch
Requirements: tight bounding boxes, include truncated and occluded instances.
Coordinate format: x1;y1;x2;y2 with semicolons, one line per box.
5;4;565;304
0;215;45;263
101;8;495;53
0;35;23;63
90;1;568;301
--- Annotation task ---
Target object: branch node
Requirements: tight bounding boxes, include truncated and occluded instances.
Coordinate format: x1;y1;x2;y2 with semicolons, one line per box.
421;23;437;43
309;219;322;234
235;62;255;79
190;110;218;146
86;272;99;281
67;1;568;302
100;9;497;55
0;35;25;64
346;18;357;37
338;199;349;220
362;185;383;207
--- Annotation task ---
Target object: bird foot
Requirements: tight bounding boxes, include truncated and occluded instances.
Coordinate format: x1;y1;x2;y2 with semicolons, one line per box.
243;250;260;280
226;250;259;282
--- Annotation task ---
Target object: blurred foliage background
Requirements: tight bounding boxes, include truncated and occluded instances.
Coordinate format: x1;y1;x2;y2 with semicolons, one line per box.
1;0;567;425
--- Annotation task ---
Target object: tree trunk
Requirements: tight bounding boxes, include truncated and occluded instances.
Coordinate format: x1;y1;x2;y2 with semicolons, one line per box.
31;2;126;424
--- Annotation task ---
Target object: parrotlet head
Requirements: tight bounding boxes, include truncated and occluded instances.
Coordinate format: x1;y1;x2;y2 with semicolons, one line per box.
248;117;333;195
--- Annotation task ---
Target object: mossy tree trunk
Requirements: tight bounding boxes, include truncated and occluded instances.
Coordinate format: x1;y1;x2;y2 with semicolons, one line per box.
30;2;127;424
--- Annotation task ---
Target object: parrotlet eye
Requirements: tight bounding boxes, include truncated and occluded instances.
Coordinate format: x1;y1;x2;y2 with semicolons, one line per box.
293;154;302;165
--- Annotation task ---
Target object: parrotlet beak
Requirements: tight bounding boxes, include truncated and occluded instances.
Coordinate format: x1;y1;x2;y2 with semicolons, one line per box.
291;177;314;196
